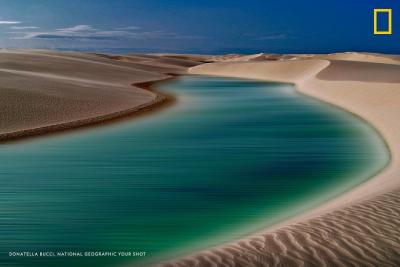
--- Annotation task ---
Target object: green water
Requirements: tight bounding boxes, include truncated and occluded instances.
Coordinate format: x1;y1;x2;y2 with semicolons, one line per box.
0;76;388;267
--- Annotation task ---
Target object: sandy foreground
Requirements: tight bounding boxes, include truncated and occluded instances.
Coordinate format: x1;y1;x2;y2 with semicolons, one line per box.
1;50;400;266
0;49;202;141
159;53;400;266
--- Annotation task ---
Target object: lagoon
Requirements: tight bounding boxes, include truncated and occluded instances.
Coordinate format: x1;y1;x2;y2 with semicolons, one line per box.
0;76;388;267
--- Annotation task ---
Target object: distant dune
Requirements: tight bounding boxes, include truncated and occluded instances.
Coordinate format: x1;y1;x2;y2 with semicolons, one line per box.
159;52;400;266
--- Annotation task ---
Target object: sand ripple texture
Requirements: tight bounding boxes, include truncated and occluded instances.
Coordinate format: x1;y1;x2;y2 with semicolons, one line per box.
160;188;400;267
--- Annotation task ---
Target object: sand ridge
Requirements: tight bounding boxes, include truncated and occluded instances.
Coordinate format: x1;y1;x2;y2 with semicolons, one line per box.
159;52;400;266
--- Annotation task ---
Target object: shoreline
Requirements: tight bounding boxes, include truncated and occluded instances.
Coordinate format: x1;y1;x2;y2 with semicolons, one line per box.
0;50;190;144
0;77;177;144
161;56;400;266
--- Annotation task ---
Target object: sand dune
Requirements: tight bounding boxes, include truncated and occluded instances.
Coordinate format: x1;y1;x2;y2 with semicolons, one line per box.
0;49;202;141
319;52;400;65
159;54;400;266
206;52;400;65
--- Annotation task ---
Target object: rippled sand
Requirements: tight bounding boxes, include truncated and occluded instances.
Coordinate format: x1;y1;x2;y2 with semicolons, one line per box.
161;189;400;266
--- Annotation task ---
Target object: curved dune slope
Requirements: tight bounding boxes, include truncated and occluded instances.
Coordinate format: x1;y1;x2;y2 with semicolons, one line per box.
159;54;400;266
0;50;201;141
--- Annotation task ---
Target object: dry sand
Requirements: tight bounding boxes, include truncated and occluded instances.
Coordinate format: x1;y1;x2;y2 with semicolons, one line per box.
0;49;201;142
159;53;400;266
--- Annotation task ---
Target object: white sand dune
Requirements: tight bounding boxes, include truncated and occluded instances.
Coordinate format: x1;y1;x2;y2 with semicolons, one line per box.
159;53;400;266
0;49;202;141
207;52;400;64
319;52;400;65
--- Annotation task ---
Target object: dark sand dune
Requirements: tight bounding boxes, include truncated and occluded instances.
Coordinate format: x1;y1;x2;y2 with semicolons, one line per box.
0;49;202;141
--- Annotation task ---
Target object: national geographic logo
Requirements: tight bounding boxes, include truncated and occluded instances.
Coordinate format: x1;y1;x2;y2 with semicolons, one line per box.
374;8;392;35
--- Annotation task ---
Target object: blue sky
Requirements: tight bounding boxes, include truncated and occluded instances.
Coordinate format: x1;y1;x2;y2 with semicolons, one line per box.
0;0;399;54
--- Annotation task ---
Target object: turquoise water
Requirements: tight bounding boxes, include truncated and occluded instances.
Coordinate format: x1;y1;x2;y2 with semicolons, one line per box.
0;76;388;267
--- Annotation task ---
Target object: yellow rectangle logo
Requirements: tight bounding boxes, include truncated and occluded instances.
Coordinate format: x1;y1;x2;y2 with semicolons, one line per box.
374;9;392;35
